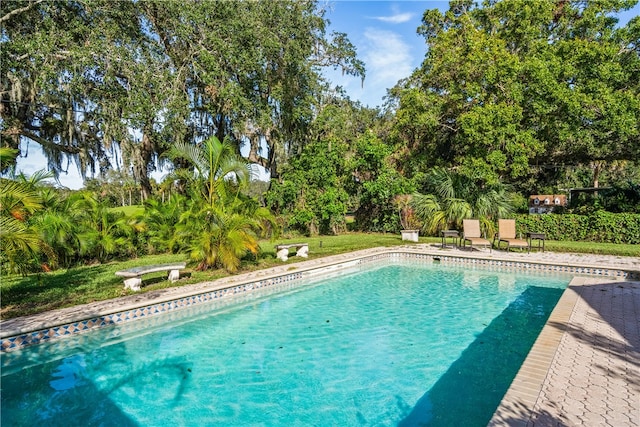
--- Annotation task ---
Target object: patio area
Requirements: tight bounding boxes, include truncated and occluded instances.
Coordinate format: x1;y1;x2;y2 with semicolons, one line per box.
488;270;639;426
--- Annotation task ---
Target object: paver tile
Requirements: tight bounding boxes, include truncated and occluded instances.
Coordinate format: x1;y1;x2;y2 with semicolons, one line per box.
490;258;640;427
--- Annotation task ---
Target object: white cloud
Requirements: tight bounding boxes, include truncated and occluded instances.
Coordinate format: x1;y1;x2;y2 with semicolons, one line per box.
374;12;414;24
323;27;415;107
363;28;413;85
371;4;414;24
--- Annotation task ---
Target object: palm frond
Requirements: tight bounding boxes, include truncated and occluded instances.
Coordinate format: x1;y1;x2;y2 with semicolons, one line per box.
17;169;55;186
0;147;19;171
0;179;43;216
0;216;46;274
413;168;515;235
169;141;209;177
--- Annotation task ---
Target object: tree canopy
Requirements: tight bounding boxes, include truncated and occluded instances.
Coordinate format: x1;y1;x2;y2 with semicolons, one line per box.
392;0;640;191
1;0;364;195
2;0;639;250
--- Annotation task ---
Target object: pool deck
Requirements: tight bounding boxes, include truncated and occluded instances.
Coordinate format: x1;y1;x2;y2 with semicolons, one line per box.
1;244;639;426
485;256;640;426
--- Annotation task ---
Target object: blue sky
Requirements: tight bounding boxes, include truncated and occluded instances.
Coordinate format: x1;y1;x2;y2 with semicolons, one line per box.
15;1;640;188
323;1;443;107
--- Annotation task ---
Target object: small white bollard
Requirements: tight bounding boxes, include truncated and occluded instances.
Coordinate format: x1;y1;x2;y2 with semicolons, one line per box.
168;269;180;282
296;245;309;258
401;230;419;242
276;247;289;261
124;277;142;291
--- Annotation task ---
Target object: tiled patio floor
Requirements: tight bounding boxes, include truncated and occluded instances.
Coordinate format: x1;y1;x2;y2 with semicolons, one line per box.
479;251;640;426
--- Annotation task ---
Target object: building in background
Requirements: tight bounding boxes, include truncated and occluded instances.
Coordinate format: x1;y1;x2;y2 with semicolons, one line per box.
529;194;567;214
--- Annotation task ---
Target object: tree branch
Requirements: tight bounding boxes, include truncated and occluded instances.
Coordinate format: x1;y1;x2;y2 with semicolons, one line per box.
0;0;46;24
13;129;81;155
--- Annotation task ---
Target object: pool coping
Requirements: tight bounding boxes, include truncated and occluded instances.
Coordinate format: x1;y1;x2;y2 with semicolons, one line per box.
486;276;585;426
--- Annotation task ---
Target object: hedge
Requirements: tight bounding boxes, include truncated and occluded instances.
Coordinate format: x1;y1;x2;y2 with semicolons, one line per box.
514;211;640;245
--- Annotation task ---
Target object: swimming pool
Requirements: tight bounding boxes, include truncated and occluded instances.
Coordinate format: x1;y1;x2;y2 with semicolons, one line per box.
1;261;569;426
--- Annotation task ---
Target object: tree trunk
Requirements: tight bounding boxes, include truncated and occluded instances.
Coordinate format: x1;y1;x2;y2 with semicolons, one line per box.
592;161;603;196
246;132;271;172
135;127;155;201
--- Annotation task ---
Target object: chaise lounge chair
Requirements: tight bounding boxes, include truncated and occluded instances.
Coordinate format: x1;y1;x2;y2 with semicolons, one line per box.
494;219;529;252
460;219;492;252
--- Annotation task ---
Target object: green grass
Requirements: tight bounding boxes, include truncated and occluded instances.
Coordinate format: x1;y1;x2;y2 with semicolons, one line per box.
543;240;640;257
109;205;144;216
1;233;637;320
1;253;186;319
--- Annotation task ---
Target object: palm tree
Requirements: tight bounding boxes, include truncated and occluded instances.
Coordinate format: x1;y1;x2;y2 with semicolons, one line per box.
176;201;260;272
411;168;515;236
167;136;252;209
0;147;19;172
68;192;136;262
140;195;187;254
167;136;271;271
0;170;55;274
157;176;176;203
31;185;81;268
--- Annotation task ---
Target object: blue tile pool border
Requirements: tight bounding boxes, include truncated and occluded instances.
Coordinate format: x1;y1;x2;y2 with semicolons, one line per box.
2;250;638;353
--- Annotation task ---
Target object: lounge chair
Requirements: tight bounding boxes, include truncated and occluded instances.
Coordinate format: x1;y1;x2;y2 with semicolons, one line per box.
494;219;529;252
460;219;492;252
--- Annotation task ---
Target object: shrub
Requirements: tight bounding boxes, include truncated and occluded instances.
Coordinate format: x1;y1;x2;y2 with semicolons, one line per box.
514;212;640;244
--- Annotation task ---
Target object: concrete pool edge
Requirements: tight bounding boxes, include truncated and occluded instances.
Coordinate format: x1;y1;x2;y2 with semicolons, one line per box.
487;276;640;427
1;246;638;351
487;276;584;426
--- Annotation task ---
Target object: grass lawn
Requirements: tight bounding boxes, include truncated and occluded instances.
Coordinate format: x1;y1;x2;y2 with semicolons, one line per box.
109;205;145;216
1;232;638;320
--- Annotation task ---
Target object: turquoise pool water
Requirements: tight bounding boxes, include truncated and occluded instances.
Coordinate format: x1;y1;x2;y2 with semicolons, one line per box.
1;262;569;426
